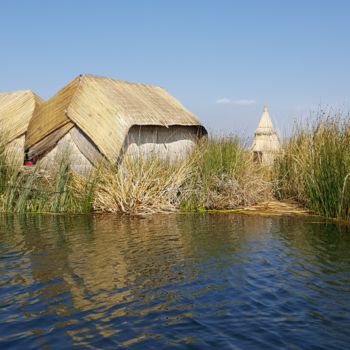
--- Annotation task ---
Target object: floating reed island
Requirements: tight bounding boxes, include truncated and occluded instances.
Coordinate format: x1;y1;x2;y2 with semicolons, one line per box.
0;74;349;220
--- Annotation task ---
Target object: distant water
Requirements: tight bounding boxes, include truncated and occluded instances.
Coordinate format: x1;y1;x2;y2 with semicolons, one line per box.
1;214;350;349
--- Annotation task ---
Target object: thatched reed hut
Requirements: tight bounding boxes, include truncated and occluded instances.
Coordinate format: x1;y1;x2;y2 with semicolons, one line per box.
25;74;206;173
251;106;280;165
0;90;43;163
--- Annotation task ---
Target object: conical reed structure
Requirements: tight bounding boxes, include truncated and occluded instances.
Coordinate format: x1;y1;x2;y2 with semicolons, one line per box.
251;105;280;165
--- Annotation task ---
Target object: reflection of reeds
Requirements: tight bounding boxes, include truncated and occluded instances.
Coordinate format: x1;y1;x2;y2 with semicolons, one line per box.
0;134;272;214
274;111;350;219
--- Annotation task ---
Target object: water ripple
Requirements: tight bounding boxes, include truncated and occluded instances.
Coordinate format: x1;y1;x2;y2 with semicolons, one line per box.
1;214;350;349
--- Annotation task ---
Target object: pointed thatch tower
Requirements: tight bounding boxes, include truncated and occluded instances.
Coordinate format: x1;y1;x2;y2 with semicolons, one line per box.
251;106;280;165
0;91;43;164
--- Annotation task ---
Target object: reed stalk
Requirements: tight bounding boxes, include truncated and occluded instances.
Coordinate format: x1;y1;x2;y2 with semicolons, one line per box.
180;136;272;210
0;134;272;215
274;111;350;219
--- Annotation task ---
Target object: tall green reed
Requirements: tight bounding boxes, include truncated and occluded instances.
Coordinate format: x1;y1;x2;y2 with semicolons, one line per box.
0;133;271;215
275;112;350;219
0;140;98;213
181;136;271;210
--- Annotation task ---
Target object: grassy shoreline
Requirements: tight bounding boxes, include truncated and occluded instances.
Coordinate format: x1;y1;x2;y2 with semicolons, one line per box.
2;112;350;221
0;137;272;215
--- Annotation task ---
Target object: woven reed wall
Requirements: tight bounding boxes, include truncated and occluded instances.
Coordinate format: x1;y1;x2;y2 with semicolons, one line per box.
122;125;200;162
252;133;280;165
39;132;93;175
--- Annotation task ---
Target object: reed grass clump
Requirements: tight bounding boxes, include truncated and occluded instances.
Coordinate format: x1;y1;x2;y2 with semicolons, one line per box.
274;112;350;219
0;133;272;215
180;137;272;211
0;139;97;213
93;137;272;214
93;154;195;214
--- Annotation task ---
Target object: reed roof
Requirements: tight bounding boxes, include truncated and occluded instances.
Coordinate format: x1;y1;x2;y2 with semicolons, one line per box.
255;106;275;135
26;74;205;161
0;90;43;143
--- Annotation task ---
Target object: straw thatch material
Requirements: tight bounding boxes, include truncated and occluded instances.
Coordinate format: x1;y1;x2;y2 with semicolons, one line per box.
0;90;43;163
39;130;95;174
251;106;280;165
26;74;206;168
4;135;26;165
122;125;201;161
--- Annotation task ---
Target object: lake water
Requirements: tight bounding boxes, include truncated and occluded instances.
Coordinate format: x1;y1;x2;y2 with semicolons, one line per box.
1;213;350;349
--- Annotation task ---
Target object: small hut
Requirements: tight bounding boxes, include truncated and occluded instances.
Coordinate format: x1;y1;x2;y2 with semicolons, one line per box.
0;90;43;164
251;106;280;165
25;74;206;173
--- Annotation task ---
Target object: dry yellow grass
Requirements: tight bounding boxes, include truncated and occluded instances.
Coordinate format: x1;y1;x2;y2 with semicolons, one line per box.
1;132;272;215
93;155;196;214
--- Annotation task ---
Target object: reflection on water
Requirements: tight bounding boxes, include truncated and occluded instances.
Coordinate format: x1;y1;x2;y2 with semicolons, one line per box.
1;214;350;349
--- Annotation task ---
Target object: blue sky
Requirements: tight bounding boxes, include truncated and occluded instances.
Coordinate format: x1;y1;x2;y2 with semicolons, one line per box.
1;0;350;136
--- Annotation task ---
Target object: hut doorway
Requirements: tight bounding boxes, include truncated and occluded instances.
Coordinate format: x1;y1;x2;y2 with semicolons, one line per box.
253;151;263;163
